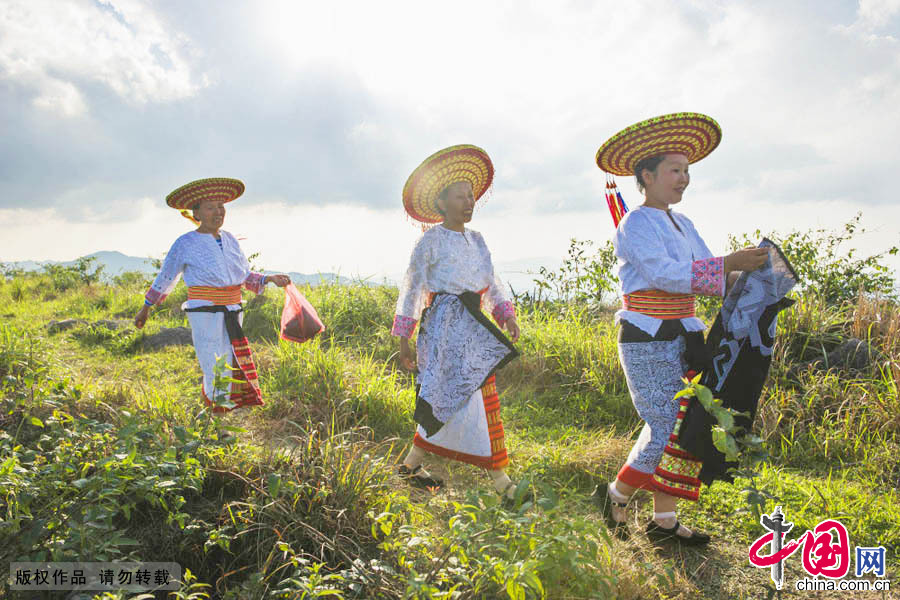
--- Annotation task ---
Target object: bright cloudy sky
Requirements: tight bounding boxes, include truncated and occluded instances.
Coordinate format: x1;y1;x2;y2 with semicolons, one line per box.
1;0;899;285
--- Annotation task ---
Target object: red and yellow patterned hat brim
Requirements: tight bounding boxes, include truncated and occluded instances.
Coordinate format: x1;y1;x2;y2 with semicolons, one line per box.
402;145;494;224
166;178;245;210
596;112;722;176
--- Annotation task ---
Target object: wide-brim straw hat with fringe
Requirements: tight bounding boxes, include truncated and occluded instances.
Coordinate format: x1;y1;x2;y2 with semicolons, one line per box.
402;144;494;224
595;112;722;176
166;178;245;210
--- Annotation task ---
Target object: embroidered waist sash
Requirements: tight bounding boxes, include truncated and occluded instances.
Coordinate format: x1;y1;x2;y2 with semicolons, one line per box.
623;289;696;319
187;285;242;304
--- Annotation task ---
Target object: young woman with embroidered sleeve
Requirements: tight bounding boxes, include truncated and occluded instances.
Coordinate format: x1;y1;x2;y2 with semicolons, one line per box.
594;114;768;544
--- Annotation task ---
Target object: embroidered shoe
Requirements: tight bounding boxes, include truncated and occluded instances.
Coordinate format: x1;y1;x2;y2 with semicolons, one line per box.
398;464;444;490
592;482;629;540
645;520;711;546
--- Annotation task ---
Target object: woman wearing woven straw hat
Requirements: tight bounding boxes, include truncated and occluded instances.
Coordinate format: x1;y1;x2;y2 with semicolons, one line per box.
392;145;522;502
134;178;290;414
593;113;769;544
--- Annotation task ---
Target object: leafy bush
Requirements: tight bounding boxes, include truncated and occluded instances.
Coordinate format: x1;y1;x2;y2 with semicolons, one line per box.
0;329;403;596
112;270;151;288
728;212;898;304
371;485;650;600
42;256;105;292
0;323;44;382
0;346;215;564
5;277;29;303
1;262;25;280
524;239;617;307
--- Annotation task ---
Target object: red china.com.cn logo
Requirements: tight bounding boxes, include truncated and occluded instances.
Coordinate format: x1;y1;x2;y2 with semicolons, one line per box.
748;506;890;593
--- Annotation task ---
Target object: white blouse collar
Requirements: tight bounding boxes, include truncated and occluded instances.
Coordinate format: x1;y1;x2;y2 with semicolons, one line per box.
437;224;469;235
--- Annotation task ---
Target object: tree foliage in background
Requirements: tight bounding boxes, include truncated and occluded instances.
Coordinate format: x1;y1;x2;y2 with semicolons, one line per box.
1;262;24;280
527;238;617;306
728;212;898;304
42;256;105;292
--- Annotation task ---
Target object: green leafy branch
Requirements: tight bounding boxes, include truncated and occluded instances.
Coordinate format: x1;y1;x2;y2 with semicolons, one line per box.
676;374;775;520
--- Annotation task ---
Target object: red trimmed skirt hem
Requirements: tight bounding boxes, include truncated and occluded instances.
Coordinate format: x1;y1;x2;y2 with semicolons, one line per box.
413;433;509;470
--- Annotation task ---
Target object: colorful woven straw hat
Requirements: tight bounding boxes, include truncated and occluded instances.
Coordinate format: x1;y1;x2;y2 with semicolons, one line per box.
166;178;245;210
595;112;722;176
402;145;494;224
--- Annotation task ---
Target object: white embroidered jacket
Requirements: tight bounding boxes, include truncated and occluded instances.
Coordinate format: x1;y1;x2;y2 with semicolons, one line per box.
145;230;266;310
392;225;516;338
614;205;725;336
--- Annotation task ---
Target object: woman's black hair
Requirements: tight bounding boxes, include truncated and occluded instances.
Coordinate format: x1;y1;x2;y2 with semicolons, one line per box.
634;154;667;193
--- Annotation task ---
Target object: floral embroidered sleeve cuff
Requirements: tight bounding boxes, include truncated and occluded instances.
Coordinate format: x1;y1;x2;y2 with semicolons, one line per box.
691;256;725;296
391;315;418;338
492;301;516;327
243;272;266;295
144;288;167;305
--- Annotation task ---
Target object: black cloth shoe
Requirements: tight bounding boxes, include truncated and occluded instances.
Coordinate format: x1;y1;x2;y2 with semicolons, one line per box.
592;482;629;540
646;519;711;546
398;464;444;489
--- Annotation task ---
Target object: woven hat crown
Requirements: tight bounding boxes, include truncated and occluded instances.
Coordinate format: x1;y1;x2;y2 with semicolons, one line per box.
402;145;494;223
596;112;722;176
166;177;245;210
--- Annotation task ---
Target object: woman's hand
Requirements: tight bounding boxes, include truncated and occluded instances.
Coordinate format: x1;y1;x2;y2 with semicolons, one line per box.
724;247;769;273
725;271;740;294
267;274;291;287
398;337;417;372
134;305;151;329
505;317;520;343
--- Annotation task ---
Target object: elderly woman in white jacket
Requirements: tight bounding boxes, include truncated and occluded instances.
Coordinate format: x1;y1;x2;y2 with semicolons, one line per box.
135;178;289;413
391;145;521;502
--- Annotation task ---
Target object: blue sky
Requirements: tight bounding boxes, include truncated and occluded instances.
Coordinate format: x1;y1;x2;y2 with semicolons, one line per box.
1;0;899;283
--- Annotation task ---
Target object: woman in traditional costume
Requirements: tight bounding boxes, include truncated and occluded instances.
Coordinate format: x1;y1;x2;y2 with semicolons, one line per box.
593;114;769;544
134;178;290;413
392;145;522;502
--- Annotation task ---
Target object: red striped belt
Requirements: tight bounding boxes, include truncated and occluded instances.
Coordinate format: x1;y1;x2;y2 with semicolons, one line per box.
623;289;695;319
187;285;242;304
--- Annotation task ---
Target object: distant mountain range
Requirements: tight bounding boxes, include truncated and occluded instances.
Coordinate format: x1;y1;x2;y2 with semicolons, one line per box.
3;251;354;287
3;251;560;294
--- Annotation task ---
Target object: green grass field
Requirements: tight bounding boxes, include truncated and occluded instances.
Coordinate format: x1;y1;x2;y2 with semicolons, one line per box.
1;268;898;599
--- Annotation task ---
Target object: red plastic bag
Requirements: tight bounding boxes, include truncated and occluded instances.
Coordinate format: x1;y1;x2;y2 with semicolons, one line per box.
280;284;325;343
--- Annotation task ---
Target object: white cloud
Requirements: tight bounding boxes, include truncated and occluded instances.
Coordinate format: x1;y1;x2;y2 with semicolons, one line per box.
0;0;206;116
31;78;87;116
855;0;900;30
248;0;900;213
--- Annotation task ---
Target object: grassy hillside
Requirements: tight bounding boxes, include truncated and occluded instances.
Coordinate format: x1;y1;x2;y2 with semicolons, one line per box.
1;266;898;599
